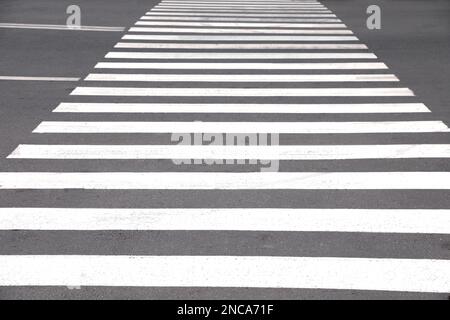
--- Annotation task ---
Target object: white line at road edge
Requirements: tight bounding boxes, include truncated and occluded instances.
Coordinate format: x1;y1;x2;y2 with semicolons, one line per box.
0;255;449;292
0;23;125;32
0;76;80;82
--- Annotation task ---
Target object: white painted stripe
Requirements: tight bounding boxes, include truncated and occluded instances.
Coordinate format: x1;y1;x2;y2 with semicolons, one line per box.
0;23;125;32
128;27;351;34
158;2;325;4
122;34;357;41
2;255;449;292
140;16;342;22
53;103;431;114
1;208;449;234
151;9;332;13
162;2;322;5
157;3;326;7
0;76;80;82
70;87;413;97
115;42;367;49
161;1;323;2
85;73;397;82
71;87;413;97
105;52;376;59
160;0;320;5
155;6;327;9
2;172;450;190
145;12;337;17
161;1;322;2
134;21;346;28
95;62;383;69
158;2;325;5
33;121;443;134
154;5;328;8
10;144;450;160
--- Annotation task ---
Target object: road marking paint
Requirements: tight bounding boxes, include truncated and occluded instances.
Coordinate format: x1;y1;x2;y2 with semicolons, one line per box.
33;121;444;134
52;103;431;114
70;87;412;97
1;208;449;234
128;27;351;34
122;34;356;41
151;9;332;13
154;5;328;8
134;21;346;28
160;3;323;6
114;42;367;49
145;12;337;17
85;73;397;82
2;172;450;190
0;23;125;32
0;76;80;82
95;62;383;69
10;144;450;160
2;255;449;292
105;52;374;59
71;87;413;97
121;34;357;43
139;16;342;22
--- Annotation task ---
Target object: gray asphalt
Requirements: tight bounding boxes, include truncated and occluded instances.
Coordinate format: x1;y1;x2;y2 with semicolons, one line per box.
0;0;449;300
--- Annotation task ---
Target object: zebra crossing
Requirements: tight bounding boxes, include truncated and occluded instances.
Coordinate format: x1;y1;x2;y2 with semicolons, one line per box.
1;0;450;297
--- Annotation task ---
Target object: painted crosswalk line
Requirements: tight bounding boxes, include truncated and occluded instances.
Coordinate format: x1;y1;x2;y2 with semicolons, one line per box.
52;102;431;114
70;87;412;97
2;172;450;189
1;255;449;292
33;121;446;134
1;208;449;234
128;27;351;34
105;52;375;59
85;73;397;82
139;16;342;22
145;12;337;17
9;144;450;160
134;21;346;27
95;62;384;69
122;34;356;41
115;42;367;49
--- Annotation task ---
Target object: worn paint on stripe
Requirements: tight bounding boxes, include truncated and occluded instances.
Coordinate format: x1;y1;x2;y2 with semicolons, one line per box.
0;76;80;82
2;172;450;190
114;42;367;49
9;144;450;160
122;34;356;41
1;208;449;234
33;121;444;134
1;255;449;292
145;12;337;17
52;103;430;114
70;87;411;97
0;23;125;32
139;16;342;22
134;21;347;28
105;52;375;59
128;27;351;34
95;62;384;69
85;73;397;82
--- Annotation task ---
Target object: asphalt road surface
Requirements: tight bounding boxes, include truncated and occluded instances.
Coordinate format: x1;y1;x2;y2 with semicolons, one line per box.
0;0;449;299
